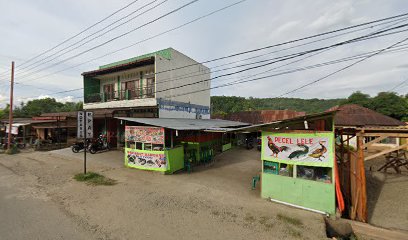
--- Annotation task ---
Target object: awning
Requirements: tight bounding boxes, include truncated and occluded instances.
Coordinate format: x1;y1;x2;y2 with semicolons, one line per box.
115;117;249;131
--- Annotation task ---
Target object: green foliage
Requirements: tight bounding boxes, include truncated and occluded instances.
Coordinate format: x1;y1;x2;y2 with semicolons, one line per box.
5;145;20;155
341;91;371;107
370;92;408;120
211;96;343;115
212;91;408;121
342;91;408;120
0;98;83;118
74;172;117;186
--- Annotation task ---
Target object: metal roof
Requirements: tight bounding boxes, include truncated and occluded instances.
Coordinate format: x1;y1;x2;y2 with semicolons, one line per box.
225;111;336;132
115;117;249;131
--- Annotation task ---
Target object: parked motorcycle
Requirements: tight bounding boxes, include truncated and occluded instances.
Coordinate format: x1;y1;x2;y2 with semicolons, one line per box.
245;137;254;150
88;135;110;154
1;139;26;150
71;139;91;153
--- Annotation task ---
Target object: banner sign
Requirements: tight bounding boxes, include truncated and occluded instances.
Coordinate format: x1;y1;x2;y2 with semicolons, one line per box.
125;126;164;144
262;132;333;167
5;125;18;135
126;150;167;171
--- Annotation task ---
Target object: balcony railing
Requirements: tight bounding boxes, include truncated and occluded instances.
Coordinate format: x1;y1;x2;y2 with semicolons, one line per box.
85;87;155;104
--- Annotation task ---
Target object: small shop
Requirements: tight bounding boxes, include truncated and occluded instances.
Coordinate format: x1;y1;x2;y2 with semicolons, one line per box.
118;117;248;174
231;112;338;216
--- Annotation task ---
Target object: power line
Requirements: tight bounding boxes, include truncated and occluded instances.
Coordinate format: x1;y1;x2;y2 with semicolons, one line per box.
15;0;200;81
21;28;408;102
276;36;408;98
16;0;142;69
388;78;408;91
15;12;408;86
16;0;169;74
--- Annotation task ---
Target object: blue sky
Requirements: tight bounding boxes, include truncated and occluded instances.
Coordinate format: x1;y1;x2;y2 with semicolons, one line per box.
0;0;407;107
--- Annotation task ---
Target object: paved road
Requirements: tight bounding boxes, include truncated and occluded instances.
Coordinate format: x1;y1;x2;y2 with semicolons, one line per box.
0;163;93;240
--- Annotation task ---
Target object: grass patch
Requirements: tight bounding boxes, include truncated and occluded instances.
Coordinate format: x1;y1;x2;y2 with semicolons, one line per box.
287;227;302;238
74;172;117;186
277;214;303;227
5;145;20;155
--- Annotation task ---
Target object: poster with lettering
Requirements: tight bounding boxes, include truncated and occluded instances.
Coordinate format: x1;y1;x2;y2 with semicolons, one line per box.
126;150;167;171
262;132;334;167
125;126;164;144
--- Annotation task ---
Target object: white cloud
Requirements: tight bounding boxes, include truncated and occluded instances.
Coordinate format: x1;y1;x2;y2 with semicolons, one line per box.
0;0;407;102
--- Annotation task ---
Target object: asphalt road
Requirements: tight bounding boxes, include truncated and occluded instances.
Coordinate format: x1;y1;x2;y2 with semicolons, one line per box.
0;162;92;240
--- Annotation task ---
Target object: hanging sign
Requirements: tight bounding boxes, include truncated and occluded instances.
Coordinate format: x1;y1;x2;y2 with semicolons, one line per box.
125;126;164;144
262;132;333;167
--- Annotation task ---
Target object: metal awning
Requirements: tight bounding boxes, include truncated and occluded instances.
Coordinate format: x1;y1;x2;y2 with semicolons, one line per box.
115;117;249;131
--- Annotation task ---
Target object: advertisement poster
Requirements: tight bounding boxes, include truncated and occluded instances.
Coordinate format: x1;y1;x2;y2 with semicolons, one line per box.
262;132;333;166
126;150;167;171
125;126;164;144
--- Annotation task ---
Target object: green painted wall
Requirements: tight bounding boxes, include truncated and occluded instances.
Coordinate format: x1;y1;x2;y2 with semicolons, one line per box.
166;146;184;174
261;173;335;214
260;131;336;215
83;76;100;103
99;48;172;69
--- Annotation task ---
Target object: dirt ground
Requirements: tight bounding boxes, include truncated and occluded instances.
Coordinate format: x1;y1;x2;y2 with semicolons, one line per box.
0;148;329;240
364;154;408;232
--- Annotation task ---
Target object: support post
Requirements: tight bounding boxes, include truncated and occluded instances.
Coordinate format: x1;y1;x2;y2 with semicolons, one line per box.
7;61;14;150
84;112;87;174
357;133;367;222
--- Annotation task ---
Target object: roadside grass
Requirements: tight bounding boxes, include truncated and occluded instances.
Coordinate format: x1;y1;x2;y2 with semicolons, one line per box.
5;145;20;155
74;172;117;186
277;213;303;227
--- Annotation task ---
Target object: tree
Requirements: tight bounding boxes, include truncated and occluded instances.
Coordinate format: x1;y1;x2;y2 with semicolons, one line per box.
370;92;408;120
341;91;371;107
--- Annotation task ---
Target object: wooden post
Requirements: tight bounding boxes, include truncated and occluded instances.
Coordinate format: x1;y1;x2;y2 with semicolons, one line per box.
7;61;14;150
357;134;367;222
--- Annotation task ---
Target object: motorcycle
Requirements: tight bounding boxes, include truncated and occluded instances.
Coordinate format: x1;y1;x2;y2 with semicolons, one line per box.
88;135;110;154
245;137;254;150
71;139;91;153
1;139;26;150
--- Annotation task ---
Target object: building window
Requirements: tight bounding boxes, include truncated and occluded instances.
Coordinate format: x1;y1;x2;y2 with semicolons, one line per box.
146;77;155;98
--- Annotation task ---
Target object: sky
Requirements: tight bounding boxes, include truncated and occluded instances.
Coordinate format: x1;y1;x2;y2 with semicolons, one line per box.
0;0;407;107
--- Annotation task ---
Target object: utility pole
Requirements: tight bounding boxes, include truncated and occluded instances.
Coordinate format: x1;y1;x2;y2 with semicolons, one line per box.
7;61;14;150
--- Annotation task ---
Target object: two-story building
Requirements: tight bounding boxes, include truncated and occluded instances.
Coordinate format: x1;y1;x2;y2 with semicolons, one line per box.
82;48;211;147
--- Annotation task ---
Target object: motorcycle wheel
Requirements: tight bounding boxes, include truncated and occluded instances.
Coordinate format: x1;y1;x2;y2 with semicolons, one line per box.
89;147;97;154
72;146;80;153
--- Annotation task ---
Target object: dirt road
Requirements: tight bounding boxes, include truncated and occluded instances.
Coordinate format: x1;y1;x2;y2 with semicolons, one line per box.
0;148;328;239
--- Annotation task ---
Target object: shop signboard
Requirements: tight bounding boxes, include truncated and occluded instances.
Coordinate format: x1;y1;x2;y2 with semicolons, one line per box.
126;150;167;171
125;126;164;144
262;132;334;167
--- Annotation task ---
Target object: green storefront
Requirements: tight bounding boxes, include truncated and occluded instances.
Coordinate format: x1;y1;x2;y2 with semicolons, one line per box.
124;126;184;174
261;131;335;215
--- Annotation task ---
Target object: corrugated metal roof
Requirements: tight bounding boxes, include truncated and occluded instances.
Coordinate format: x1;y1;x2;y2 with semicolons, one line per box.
213;110;306;124
226;111;336;132
328;104;406;127
115;117;249;130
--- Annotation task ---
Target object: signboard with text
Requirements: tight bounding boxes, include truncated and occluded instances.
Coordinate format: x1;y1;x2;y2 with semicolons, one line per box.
77;111;93;139
262;132;334;167
125;126;164;144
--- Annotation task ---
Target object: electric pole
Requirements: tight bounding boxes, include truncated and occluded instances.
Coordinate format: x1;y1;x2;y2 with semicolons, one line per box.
7;61;14;150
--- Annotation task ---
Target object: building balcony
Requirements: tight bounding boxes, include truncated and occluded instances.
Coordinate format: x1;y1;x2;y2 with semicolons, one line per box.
83;87;157;110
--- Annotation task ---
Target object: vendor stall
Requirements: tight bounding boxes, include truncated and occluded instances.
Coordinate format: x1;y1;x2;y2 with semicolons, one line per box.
230;112;337;216
261;131;335;215
118;117;249;174
125;126;184;174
